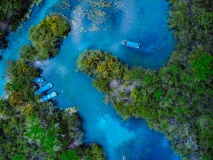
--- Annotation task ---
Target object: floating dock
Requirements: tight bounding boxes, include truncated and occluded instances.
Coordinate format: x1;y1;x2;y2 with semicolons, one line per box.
34;83;53;95
40;92;57;102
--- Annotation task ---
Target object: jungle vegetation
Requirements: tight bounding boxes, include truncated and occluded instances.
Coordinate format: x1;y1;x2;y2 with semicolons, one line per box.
0;0;42;49
20;15;70;61
0;61;105;159
77;0;213;159
0;14;105;159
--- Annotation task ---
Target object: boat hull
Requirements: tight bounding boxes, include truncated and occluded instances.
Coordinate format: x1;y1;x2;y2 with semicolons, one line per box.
33;77;43;83
121;40;140;48
40;92;57;102
34;83;53;95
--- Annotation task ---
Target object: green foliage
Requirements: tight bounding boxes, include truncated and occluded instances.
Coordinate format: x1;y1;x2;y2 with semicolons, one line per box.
190;51;213;80
77;50;126;92
71;144;106;160
5;61;38;106
25;115;45;141
0;0;42;49
84;144;106;160
76;3;213;158
123;67;143;81
78;48;213;159
0;0;22;22
1;49;105;159
11;154;26;160
77;50;105;76
196;115;213;157
60;150;80;160
28;15;70;60
154;90;163;100
20;45;37;62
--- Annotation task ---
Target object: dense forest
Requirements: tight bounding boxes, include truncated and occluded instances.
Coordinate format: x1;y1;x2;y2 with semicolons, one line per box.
0;0;42;49
77;0;213;159
0;14;106;159
21;15;70;61
0;0;213;159
0;60;105;159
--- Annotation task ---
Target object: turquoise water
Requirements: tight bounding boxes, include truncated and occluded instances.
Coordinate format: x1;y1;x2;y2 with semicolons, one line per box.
0;0;181;159
0;0;58;95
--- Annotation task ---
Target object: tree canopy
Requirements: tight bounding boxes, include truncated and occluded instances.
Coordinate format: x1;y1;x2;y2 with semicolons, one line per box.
0;0;42;49
28;15;70;60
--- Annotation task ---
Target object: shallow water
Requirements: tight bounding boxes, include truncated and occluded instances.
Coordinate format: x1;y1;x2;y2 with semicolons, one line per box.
0;0;181;159
0;0;58;95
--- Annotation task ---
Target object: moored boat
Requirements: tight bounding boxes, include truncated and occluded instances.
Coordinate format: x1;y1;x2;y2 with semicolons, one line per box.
121;40;141;48
40;92;57;102
33;77;43;83
34;83;53;95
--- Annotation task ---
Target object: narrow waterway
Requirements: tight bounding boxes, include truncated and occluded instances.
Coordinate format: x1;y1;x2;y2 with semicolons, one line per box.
0;0;181;159
0;0;58;95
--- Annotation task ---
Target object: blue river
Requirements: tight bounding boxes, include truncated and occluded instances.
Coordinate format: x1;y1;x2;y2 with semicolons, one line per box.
0;0;181;159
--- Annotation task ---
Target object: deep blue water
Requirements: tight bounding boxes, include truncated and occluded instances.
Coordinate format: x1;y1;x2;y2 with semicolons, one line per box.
0;0;181;159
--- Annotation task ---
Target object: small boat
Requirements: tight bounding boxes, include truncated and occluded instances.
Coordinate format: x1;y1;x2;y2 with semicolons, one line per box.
121;40;140;48
34;83;53;95
40;92;57;102
33;77;43;83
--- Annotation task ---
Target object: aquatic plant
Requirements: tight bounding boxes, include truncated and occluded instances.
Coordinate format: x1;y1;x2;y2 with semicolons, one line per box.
70;0;114;33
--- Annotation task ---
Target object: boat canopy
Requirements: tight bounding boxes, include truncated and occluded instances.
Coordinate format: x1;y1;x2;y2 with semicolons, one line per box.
34;83;53;95
40;92;57;102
